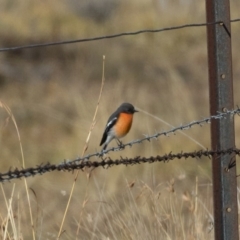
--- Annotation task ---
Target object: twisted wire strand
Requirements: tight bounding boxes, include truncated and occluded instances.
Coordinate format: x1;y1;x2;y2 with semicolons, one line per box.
0;19;240;52
0;108;239;182
0;148;239;182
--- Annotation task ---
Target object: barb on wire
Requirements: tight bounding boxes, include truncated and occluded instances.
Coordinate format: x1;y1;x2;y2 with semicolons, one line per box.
0;148;239;182
0;18;239;52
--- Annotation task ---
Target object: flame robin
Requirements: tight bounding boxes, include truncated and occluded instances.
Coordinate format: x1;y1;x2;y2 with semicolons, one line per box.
100;103;138;151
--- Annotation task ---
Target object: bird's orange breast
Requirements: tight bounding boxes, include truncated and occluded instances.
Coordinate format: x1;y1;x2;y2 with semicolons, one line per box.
114;113;133;138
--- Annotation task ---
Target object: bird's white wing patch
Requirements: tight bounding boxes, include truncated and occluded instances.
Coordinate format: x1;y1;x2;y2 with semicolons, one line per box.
106;117;117;129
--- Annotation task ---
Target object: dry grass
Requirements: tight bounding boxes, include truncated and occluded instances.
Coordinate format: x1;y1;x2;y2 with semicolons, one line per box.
0;0;240;239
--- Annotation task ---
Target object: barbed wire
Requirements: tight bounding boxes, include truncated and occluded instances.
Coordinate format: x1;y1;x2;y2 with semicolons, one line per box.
0;148;239;183
77;107;240;159
0;18;239;52
0;107;239;182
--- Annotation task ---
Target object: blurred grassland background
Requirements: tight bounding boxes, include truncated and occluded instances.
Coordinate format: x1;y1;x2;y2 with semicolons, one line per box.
0;0;240;239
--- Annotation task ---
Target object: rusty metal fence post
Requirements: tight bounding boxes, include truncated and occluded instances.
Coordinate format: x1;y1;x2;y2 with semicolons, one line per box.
206;0;239;239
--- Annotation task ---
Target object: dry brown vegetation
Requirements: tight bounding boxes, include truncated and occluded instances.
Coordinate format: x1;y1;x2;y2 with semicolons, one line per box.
0;0;240;239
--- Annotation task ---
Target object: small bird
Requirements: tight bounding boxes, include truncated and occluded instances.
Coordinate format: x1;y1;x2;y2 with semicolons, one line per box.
100;102;138;151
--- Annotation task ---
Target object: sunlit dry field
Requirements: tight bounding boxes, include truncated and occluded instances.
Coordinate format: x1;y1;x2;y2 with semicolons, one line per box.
0;0;240;239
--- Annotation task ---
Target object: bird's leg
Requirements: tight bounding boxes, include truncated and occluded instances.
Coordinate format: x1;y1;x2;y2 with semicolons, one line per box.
116;138;124;149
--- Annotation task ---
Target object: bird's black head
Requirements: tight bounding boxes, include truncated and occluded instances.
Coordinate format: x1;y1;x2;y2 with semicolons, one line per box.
119;102;138;114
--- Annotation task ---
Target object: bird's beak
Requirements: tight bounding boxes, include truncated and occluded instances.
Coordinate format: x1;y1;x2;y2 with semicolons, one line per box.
134;109;139;113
